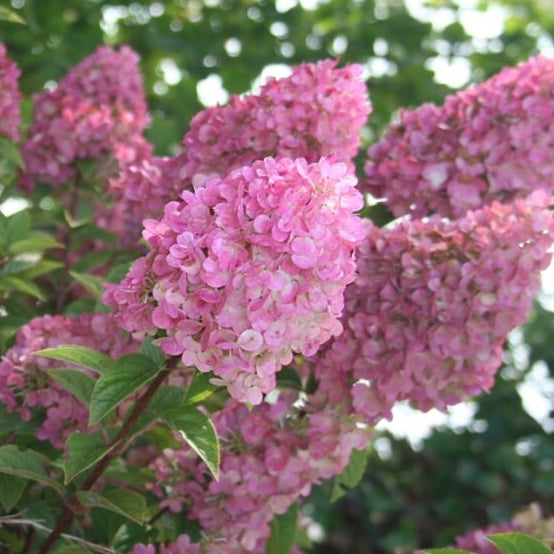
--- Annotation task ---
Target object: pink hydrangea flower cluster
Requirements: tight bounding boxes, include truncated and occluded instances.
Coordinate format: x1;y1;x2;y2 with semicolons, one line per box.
136;389;368;553
363;56;554;218
0;43;21;142
20;45;151;189
179;59;370;186
107;60;370;245
131;535;200;554
104;156;366;404
311;192;554;422
0;313;138;448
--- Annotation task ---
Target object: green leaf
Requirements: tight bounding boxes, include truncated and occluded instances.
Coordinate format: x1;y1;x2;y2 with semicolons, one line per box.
89;353;160;425
140;337;165;367
276;367;303;391
8;233;62;254
0;275;44;299
0;473;26;511
0;259;35;275
423;548;475;554
0;6;25;24
48;368;96;406
69;270;104;299
0;445;64;496
33;345;116;374
487;532;553;554
163;406;220;479
331;447;369;502
76;489;147;525
5;210;30;244
20;259;63;278
266;503;299;554
184;371;220;405
64;431;115;484
51;544;92;554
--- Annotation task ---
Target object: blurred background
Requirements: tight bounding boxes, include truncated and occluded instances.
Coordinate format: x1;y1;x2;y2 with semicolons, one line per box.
1;0;553;551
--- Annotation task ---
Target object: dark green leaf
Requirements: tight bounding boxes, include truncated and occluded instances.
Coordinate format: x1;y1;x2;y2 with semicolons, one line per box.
276;367;303;391
76;489;147;525
89;353;160;425
487;532;553;554
0;473;26;511
0;445;64;495
48;368;96;406
163;406;220;479
33;345;116;374
64;431;114;484
266;503;299;554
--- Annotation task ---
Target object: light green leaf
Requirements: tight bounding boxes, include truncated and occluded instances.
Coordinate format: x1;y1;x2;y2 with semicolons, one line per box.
8;234;62;255
69;271;104;299
5;210;30;244
76;489;147;525
0;445;64;496
48;368;96;406
163;406;220;479
487;532;553;554
0;473;26;511
266;503;299;554
0;275;44;300
184;371;220;405
0;259;35;275
64;431;114;484
331;447;369;502
0;6;25;24
33;345;116;374
21;259;63;278
89;353;160;425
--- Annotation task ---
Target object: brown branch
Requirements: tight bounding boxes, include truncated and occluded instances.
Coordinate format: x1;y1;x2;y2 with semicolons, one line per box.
37;366;172;553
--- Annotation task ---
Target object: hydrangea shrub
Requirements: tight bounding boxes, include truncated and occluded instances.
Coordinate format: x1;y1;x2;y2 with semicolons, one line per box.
0;43;552;554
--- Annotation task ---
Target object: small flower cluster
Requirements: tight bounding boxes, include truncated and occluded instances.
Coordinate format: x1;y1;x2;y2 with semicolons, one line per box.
104;156;365;404
363;56;554;218
0;313;138;448
135;389;368;552
312;192;554;422
0;43;21;142
21;45;151;189
107;60;370;244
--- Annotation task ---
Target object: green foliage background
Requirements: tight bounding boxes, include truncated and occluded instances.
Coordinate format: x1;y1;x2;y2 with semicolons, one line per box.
1;0;553;551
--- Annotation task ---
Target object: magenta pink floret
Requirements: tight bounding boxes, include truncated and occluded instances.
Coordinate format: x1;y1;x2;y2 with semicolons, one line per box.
0;43;21;142
363;56;554;218
104;156;366;404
